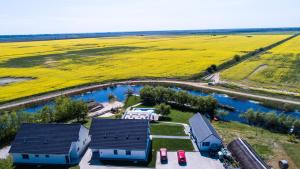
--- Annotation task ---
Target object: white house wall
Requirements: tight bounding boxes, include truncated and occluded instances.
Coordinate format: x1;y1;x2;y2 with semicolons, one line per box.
98;149;147;160
197;135;222;151
11;153;67;164
69;126;91;159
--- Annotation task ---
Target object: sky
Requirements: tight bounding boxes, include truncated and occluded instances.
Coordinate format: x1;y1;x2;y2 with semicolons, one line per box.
0;0;299;35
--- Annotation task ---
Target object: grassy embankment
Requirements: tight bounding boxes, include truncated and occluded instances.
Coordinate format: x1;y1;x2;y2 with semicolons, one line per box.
0;35;289;103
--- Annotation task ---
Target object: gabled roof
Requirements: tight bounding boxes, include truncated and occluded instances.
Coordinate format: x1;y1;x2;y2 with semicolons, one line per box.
189;113;221;142
9;123;82;154
227;138;270;169
89;118;149;150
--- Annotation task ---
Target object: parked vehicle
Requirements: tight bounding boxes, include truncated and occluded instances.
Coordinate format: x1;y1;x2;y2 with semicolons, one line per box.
160;148;168;164
208;82;216;86
279;160;289;169
177;150;187;165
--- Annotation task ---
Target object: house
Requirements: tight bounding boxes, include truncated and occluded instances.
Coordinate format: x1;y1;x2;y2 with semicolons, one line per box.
189;113;223;151
227;138;271;169
122;108;160;121
9;123;90;165
89;118;151;161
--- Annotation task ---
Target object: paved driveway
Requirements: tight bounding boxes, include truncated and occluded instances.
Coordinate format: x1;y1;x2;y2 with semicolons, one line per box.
79;149;151;169
155;152;224;169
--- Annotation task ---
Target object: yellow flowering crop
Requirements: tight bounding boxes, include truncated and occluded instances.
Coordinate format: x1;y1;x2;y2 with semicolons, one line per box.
0;35;288;102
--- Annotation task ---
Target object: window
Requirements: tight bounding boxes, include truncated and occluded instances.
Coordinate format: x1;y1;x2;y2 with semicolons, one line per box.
77;147;80;152
45;155;50;158
35;154;39;158
22;154;29;159
113;150;118;155
126;150;131;156
202;142;210;146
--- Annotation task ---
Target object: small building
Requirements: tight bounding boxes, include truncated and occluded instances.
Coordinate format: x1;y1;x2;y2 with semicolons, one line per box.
9;123;90;165
122;108;160;121
189;113;223;151
89;118;151;161
227;138;271;169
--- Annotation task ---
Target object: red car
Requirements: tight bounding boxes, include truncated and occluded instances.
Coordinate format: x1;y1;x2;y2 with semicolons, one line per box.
177;150;187;165
160;148;168;164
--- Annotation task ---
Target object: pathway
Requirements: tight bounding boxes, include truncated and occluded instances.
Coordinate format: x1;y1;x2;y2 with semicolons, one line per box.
151;135;190;139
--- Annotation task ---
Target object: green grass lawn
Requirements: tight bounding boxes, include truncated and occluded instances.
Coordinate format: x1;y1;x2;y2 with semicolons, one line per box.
151;123;187;136
166;109;194;124
124;95;141;108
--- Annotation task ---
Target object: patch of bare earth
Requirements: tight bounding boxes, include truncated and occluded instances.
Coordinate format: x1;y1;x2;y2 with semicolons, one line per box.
268;143;298;169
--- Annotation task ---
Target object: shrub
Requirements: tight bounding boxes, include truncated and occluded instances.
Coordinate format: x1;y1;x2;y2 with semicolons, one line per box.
155;103;171;116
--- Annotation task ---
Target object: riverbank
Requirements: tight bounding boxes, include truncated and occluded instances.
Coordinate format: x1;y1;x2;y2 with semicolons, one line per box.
1;80;300;112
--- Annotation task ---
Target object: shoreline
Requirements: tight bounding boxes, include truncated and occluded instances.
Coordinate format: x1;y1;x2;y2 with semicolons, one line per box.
1;79;300;112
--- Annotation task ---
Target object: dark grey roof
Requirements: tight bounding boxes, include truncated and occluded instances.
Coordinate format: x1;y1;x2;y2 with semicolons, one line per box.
9;123;81;154
89;118;149;150
227;138;270;169
189;113;221;142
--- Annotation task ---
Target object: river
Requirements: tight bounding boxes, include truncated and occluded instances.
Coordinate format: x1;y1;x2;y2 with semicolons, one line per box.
24;84;300;122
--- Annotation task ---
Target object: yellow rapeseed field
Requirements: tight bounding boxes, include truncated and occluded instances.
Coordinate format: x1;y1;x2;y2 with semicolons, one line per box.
222;35;300;93
0;35;288;102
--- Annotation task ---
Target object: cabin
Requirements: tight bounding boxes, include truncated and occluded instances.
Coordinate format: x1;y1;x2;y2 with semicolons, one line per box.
189;113;223;151
9;123;90;165
89;118;151;161
227;138;271;169
122;108;160;121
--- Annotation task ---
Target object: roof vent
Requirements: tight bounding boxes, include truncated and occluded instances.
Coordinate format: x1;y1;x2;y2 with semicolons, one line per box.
23;138;27;143
43;139;48;144
137;137;140;140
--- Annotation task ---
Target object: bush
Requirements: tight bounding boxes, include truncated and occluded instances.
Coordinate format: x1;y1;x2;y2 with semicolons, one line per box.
0;156;14;169
155;103;171;116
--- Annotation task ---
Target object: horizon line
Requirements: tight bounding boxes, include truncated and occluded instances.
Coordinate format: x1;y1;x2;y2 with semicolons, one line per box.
1;26;300;37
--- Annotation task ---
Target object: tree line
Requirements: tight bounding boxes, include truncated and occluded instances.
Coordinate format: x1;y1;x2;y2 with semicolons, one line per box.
241;109;300;135
140;85;218;118
0;96;88;145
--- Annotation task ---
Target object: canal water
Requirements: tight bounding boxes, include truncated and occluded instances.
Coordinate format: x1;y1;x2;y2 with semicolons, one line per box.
25;84;300;122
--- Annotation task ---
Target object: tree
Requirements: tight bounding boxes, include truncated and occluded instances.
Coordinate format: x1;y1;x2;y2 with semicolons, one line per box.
71;100;88;122
38;106;54;123
211;64;217;71
234;55;241;62
140;85;156;104
54;96;73;122
155;103;171;116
